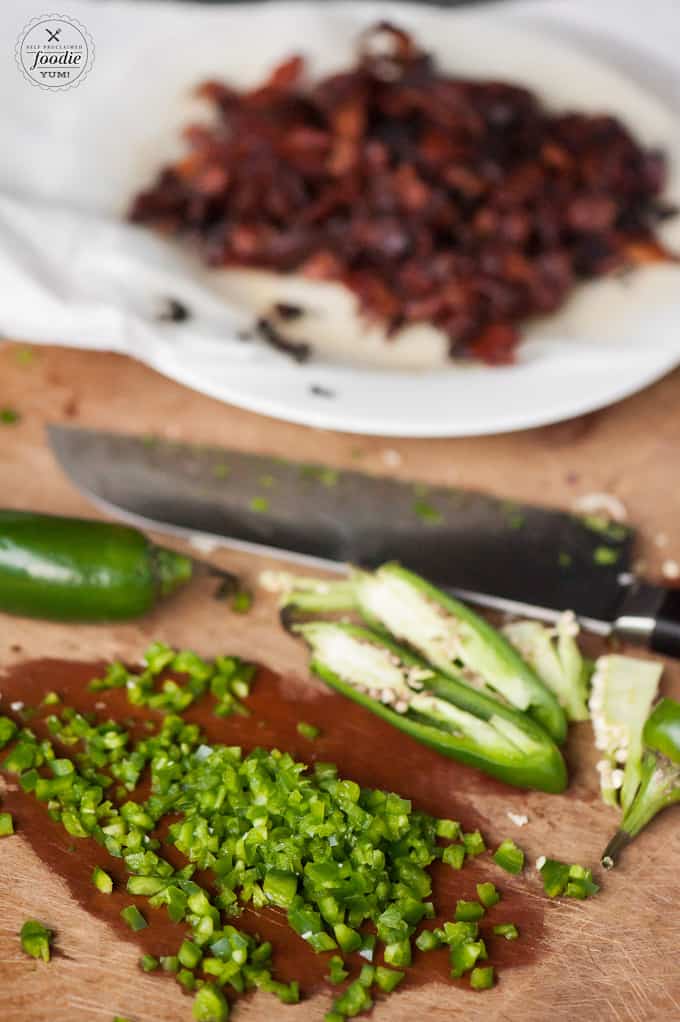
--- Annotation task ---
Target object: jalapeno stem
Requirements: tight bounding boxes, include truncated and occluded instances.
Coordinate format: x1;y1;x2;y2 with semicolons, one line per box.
601;830;631;869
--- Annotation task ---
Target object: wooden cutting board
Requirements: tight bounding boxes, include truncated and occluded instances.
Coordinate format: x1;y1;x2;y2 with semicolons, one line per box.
1;342;680;1022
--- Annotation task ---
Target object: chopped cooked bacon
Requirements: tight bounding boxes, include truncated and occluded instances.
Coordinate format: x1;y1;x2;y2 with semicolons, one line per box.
130;23;676;364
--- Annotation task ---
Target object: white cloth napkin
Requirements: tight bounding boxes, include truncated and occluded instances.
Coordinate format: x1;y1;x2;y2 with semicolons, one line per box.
1;0;679;361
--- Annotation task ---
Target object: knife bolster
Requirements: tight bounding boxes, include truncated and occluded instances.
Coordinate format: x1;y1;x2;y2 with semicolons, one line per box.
613;583;665;645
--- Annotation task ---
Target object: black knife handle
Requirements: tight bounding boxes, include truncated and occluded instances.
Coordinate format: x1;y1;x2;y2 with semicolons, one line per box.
651;589;680;657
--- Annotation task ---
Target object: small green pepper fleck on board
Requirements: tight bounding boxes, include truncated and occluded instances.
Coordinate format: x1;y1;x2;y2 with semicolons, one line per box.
0;812;14;836
20;919;52;962
538;857;599;899
493;839;525;874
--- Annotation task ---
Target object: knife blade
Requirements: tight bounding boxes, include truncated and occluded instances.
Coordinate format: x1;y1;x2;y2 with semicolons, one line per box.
47;424;680;654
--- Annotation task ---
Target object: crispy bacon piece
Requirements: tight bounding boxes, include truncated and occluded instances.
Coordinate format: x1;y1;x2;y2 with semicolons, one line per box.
130;23;676;364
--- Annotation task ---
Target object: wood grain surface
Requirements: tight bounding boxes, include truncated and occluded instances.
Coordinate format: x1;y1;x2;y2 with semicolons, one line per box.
1;342;680;1022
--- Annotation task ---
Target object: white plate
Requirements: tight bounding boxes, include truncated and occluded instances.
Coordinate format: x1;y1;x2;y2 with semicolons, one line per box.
155;3;680;436
3;0;680;436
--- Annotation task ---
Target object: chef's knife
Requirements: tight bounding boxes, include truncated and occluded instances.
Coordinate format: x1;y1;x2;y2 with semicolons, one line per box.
48;425;680;656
